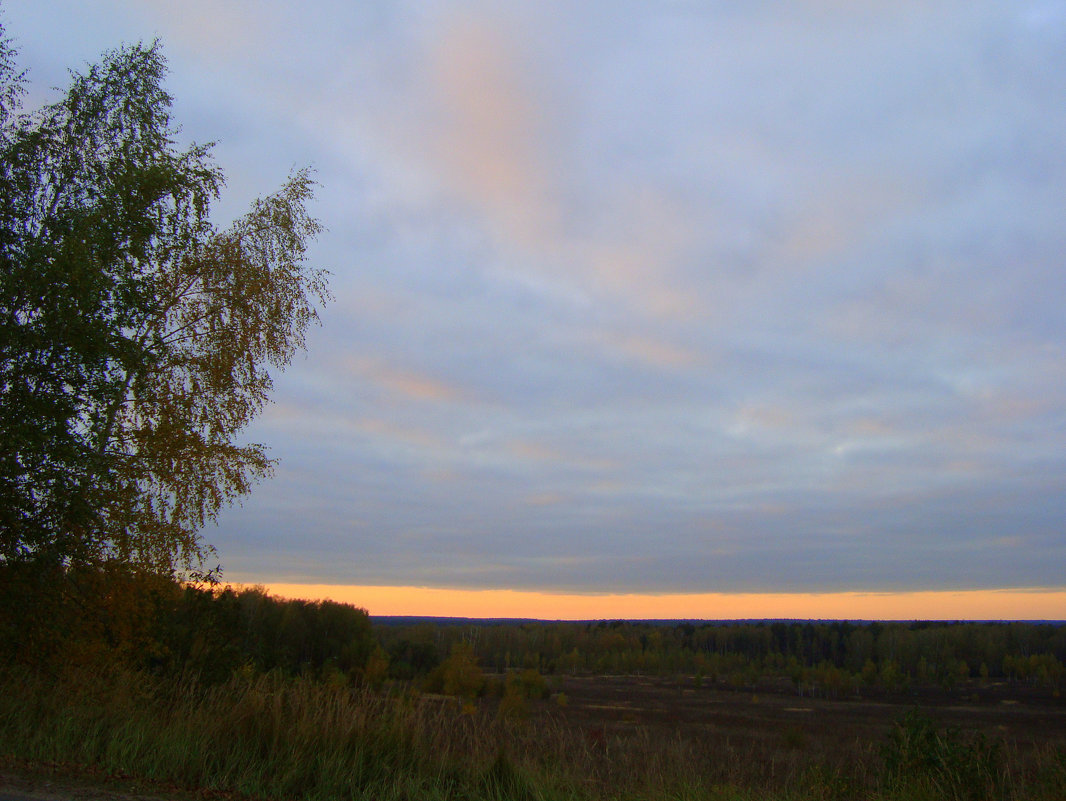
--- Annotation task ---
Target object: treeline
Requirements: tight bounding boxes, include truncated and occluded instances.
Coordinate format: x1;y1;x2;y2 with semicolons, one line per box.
0;563;374;683
376;617;1066;695
5;562;1064;698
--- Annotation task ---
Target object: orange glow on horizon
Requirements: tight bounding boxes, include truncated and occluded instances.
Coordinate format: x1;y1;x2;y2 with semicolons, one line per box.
242;583;1066;621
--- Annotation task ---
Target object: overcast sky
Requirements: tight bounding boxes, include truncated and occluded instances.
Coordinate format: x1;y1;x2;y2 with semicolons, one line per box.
8;1;1066;598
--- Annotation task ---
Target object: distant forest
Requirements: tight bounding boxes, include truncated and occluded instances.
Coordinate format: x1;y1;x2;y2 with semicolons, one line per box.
374;613;1066;697
7;568;1062;698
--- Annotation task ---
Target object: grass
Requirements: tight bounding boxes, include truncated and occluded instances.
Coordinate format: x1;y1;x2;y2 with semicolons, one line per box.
1;665;1064;801
1;665;577;801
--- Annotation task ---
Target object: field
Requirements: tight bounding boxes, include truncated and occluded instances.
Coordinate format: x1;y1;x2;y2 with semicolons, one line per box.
550;673;1066;748
4;595;1066;801
501;673;1066;795
2;665;1066;800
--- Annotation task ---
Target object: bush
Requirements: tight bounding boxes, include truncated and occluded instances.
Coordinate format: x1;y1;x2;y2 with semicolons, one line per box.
423;642;485;699
497;686;530;722
508;668;550;700
881;709;1004;801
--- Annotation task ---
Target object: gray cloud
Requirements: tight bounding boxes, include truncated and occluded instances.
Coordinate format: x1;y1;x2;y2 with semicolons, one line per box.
10;0;1066;593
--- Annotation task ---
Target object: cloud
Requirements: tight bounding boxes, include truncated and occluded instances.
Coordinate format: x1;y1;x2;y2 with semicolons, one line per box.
354;418;444;451
343;356;468;404
505;440;562;463
121;0;270;65
524;492;565;507
349;7;708;323
27;0;1063;598
423;14;559;246
590;331;700;370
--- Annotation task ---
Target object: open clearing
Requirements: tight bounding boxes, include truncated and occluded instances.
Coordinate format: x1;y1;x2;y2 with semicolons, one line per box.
538;674;1066;764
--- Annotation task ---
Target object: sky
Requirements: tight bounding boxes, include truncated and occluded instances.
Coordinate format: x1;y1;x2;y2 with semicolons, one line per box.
6;1;1066;618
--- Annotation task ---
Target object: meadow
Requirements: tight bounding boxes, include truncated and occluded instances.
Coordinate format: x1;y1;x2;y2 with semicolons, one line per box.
2;578;1065;801
2;662;1065;801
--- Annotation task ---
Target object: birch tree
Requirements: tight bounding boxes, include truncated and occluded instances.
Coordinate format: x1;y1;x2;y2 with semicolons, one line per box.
0;29;329;576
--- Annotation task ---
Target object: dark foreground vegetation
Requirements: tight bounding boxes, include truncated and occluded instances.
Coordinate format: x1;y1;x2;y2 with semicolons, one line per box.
6;661;1065;801
2;568;1065;801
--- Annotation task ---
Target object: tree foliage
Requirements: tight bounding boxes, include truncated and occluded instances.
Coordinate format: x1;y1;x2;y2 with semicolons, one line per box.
374;618;1066;696
0;23;329;576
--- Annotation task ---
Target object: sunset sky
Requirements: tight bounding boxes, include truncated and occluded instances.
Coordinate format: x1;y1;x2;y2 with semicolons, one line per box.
8;1;1065;619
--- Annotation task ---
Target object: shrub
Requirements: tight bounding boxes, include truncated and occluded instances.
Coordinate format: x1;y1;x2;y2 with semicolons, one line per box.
509;668;550;700
881;709;1004;801
497;686;531;722
423;642;485;699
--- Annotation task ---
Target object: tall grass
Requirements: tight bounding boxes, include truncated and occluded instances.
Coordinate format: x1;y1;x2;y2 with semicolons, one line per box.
2;666;1063;801
0;665;574;800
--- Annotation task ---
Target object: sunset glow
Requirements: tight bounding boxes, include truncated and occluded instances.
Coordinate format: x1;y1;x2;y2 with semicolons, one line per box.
260;584;1066;622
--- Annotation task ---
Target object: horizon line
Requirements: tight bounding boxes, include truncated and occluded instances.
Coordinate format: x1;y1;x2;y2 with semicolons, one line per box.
231;582;1066;622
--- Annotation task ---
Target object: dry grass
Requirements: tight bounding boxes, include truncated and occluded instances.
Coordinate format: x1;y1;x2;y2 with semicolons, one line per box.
1;665;1063;801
